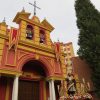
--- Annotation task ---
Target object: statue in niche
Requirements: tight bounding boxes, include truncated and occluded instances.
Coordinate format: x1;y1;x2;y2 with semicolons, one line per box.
26;25;33;39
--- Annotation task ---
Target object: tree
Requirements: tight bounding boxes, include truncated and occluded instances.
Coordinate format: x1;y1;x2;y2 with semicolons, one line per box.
75;0;100;97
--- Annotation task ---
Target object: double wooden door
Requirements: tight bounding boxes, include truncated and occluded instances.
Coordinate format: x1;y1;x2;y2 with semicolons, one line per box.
18;80;40;100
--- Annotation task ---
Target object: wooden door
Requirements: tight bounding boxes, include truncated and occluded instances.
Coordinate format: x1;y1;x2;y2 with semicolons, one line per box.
0;77;7;100
18;80;40;100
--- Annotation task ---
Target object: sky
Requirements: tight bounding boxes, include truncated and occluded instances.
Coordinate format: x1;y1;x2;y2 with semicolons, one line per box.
0;0;100;55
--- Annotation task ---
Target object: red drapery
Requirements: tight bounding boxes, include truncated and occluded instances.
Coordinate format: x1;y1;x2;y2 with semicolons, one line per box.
9;28;19;49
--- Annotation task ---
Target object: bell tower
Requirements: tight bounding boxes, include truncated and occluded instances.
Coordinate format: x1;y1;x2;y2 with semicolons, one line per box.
13;9;54;48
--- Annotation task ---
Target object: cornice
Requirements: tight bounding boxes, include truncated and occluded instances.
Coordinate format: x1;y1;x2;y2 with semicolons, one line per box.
0;69;22;76
0;33;65;57
19;17;53;32
0;33;55;54
19;40;55;54
46;75;65;81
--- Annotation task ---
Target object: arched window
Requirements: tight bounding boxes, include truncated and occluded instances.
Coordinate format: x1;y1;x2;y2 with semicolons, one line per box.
40;30;45;44
26;25;33;39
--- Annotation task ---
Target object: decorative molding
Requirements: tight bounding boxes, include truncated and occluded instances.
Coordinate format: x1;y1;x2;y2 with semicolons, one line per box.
19;17;53;32
5;48;17;66
21;72;43;79
19;40;54;54
18;45;55;59
0;69;22;76
54;61;62;74
0;33;8;40
0;33;54;54
35;54;39;60
17;50;30;61
46;76;65;81
40;56;53;69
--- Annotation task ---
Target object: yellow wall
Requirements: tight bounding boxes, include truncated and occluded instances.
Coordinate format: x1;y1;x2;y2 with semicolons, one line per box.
0;23;6;63
34;26;40;45
19;17;52;48
20;21;27;41
45;30;51;48
0;39;4;63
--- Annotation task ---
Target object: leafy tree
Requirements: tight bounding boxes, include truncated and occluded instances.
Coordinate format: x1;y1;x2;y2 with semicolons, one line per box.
75;0;100;97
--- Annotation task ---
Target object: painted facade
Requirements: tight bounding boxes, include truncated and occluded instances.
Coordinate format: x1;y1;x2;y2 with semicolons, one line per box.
0;9;67;100
0;8;94;100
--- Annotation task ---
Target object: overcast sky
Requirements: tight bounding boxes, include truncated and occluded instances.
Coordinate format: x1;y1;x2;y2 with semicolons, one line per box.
0;0;100;55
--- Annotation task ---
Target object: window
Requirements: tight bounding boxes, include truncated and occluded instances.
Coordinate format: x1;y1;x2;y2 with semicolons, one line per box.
40;30;45;44
67;48;70;51
26;25;33;40
63;46;66;51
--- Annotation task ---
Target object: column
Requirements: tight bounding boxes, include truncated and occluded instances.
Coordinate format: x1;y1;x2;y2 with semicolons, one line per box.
51;80;56;100
49;81;52;100
49;80;56;100
12;76;19;100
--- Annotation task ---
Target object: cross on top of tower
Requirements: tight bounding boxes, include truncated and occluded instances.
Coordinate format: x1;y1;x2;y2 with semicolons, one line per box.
29;1;41;16
3;17;6;22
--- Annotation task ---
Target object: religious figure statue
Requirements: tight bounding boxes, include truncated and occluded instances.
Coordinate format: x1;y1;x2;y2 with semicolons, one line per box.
80;82;85;95
80;78;93;100
80;78;89;94
54;42;61;62
66;73;76;96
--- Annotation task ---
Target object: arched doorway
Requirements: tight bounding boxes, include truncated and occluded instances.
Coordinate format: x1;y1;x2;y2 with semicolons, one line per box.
18;60;47;100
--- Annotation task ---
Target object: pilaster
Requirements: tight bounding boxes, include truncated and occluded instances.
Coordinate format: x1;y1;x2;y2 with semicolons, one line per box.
20;20;27;41
0;22;7;64
45;30;51;48
34;25;40;45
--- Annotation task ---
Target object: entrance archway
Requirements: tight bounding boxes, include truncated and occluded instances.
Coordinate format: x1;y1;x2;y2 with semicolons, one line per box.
18;60;47;100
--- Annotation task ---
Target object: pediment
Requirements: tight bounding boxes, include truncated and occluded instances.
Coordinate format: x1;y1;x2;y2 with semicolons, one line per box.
41;19;54;32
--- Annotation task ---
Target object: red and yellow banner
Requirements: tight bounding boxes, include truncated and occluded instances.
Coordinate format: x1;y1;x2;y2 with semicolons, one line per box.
9;28;19;50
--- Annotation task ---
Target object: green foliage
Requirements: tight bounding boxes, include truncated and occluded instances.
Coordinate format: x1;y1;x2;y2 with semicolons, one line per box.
75;0;100;97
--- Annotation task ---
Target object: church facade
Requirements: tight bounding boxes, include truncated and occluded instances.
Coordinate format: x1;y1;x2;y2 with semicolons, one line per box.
0;9;67;100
